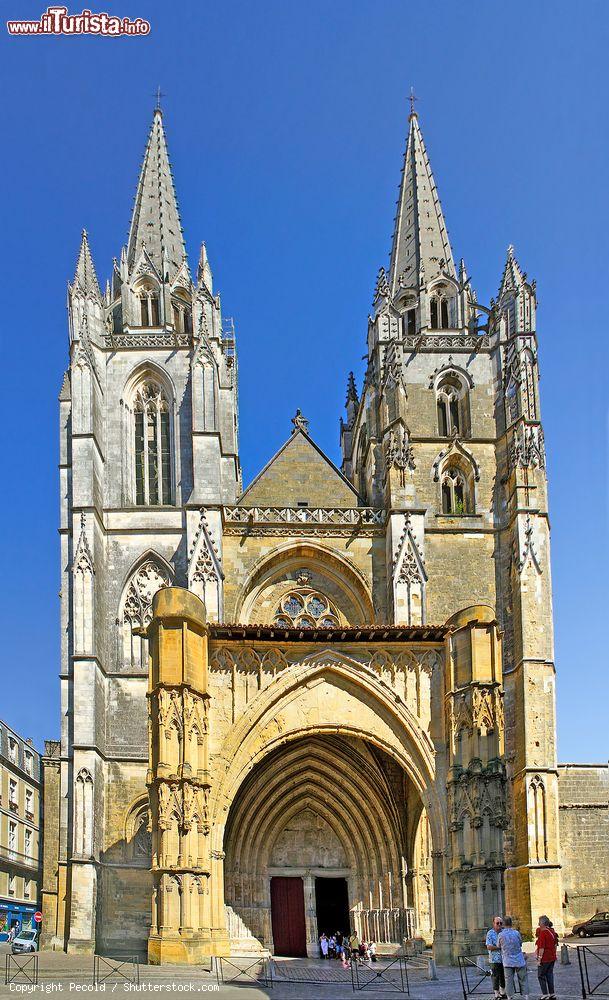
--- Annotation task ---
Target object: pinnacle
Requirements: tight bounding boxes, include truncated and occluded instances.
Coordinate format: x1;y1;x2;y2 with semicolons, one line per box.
498;244;525;299
72;229;102;302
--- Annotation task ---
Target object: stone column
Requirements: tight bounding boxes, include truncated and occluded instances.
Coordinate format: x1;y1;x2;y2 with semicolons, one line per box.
147;588;212;965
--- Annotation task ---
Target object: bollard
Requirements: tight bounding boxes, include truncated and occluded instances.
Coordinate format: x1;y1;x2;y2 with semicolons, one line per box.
428;957;438;980
560;943;571;965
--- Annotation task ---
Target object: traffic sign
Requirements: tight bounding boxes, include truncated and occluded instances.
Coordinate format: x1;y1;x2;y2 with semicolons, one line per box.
34;912;42;923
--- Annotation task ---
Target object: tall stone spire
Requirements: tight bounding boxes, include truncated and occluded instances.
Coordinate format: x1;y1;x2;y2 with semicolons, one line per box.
72;229;102;302
127;107;186;281
388;104;456;297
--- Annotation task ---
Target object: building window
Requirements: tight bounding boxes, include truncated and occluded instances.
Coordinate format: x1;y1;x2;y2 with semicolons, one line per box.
9;821;17;860
24;752;33;776
25;829;32;857
133;381;172;506
25;790;33;822
9;779;18;813
24;880;30;900
8;876;15;897
441;466;471;515
436;374;469;437
8;738;17;764
138;292;160;327
505;376;519;425
430;296;452;330
404;308;416;337
273;588;340;629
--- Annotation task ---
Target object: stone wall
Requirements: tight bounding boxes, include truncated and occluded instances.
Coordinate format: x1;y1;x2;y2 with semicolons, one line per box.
558;764;609;928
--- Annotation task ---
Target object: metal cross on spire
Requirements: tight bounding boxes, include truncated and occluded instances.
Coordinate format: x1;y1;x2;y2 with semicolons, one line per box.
409;87;419;119
153;86;165;112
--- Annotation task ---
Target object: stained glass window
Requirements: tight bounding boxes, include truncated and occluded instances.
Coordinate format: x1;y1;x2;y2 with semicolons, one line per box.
273;587;340;629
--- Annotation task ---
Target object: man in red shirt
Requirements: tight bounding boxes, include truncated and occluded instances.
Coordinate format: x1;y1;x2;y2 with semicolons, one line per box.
535;915;558;1000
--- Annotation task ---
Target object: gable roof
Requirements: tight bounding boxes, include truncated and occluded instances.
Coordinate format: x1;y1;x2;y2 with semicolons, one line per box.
239;428;361;508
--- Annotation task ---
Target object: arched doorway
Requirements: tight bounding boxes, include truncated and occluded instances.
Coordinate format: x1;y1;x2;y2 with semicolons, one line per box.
223;734;433;956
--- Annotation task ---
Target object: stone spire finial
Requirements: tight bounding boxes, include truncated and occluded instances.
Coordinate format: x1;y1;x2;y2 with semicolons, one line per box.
387;108;456;298
345;371;359;406
291;409;309;434
126;107;186;282
71;228;102;302
498;244;526;299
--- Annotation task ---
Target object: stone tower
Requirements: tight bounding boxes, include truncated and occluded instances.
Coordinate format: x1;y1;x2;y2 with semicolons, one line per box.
50;106;239;954
341;103;562;938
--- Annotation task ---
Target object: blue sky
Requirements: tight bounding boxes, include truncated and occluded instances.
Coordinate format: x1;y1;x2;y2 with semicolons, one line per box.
0;0;607;761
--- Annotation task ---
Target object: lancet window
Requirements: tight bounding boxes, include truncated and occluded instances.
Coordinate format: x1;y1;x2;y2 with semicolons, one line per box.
436;374;470;437
441;465;472;515
133;380;172;506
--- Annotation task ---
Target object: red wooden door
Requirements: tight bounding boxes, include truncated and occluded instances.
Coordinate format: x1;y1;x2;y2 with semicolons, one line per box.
270;877;307;957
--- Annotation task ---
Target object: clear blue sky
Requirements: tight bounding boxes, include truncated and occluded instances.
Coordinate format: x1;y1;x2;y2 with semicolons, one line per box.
0;0;607;761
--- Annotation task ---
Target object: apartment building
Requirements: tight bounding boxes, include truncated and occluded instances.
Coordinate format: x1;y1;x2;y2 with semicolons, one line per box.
0;721;40;938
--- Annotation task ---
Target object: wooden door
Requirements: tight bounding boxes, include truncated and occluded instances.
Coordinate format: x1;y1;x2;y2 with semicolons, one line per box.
270;877;307;957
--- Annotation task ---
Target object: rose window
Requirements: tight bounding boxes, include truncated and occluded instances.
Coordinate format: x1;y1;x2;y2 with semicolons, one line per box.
273;588;340;628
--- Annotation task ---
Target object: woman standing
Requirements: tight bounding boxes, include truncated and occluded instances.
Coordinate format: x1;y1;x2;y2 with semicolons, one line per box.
535;915;558;1000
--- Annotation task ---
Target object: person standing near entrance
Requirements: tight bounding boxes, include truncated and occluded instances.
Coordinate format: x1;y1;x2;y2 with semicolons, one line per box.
349;931;360;963
486;915;507;999
498;917;529;1000
319;932;329;959
535;915;558;1000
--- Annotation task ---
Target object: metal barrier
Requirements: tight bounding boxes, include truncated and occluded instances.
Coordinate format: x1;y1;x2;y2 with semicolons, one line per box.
577;946;609;997
213;955;273;988
93;954;140;987
458;955;523;998
5;953;39;986
271;957;352;986
351;955;410;993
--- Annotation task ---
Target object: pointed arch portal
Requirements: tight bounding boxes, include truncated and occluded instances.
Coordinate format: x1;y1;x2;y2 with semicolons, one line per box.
223;733;432;956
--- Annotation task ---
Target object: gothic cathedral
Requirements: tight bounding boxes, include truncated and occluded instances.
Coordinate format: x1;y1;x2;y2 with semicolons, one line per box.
41;103;565;964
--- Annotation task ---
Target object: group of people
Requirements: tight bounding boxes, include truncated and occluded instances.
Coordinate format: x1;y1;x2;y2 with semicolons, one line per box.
319;931;377;967
486;914;559;1000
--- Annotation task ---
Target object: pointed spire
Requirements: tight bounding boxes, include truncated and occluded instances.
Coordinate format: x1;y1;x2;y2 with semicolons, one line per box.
498;244;525;299
388;104;456;297
127;107;186;282
72;229;102;302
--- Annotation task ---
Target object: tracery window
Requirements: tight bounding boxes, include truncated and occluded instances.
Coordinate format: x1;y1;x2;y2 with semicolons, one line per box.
134;380;172;505
441;465;471;515
436;374;469;437
273;588;340;629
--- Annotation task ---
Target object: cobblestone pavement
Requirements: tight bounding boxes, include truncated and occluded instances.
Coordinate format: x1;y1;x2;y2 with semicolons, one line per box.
0;944;605;999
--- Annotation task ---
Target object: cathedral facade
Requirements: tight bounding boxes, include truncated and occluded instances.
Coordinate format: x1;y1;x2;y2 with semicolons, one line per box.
41;103;568;963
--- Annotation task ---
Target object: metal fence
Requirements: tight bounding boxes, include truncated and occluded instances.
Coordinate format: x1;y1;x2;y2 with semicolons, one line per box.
351;954;410;993
213;955;273;988
458;954;523;998
5;954;39;986
577;946;609;997
93;954;140;987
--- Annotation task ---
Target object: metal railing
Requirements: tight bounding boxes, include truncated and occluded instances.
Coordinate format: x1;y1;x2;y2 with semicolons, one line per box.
5;954;38;986
351;954;410;994
213;954;273;988
458;954;522;998
93;955;140;987
577;945;609;997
